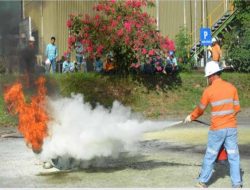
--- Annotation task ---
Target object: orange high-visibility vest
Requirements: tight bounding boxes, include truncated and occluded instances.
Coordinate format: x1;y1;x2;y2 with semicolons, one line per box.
211;44;221;62
191;78;240;130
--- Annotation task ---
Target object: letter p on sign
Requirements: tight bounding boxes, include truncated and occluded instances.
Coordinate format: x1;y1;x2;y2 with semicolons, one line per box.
204;31;208;40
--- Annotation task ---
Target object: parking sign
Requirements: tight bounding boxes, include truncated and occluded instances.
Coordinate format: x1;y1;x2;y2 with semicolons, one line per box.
200;28;212;46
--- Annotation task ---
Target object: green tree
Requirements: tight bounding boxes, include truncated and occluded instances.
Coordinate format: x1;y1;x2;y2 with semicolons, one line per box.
223;0;250;72
174;27;191;64
67;0;175;76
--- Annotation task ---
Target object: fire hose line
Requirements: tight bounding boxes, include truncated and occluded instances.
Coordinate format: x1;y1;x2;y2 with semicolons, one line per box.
1;133;23;138
194;119;210;126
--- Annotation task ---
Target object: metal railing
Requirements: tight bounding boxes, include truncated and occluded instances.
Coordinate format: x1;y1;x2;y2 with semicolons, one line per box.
188;0;235;59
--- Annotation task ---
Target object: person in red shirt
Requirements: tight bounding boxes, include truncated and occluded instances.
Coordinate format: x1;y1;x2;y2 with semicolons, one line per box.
184;61;242;188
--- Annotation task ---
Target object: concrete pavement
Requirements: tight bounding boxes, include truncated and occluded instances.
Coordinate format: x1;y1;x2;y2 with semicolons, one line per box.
0;121;249;188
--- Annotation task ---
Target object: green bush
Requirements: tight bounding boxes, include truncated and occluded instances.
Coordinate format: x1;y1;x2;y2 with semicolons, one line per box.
175;27;191;63
223;1;250;72
178;63;193;73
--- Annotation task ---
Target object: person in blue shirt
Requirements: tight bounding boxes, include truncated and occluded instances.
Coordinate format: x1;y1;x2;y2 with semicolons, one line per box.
164;51;178;75
45;36;58;73
94;56;103;73
62;54;74;73
75;41;86;72
170;51;179;74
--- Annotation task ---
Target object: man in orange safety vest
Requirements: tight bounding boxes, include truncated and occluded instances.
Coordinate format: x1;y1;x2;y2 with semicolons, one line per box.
184;61;242;188
208;37;222;62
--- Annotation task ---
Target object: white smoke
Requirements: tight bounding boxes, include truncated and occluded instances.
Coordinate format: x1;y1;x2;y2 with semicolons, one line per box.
40;94;181;164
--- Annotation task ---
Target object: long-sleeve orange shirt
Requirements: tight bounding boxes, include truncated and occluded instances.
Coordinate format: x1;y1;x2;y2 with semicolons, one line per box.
211;44;221;62
191;78;240;130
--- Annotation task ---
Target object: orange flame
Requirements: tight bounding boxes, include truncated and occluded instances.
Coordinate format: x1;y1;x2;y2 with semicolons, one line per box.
4;76;48;153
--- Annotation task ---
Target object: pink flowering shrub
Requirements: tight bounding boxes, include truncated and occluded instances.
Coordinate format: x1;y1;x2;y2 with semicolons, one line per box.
67;0;175;75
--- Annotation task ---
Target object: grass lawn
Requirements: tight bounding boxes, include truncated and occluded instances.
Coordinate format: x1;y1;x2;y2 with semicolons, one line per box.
0;72;250;126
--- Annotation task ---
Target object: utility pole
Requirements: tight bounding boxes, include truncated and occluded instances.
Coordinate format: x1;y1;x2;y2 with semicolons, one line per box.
41;1;44;57
202;0;205;27
22;0;25;19
203;0;207;67
183;0;186;27
156;0;159;31
225;0;228;12
194;0;197;65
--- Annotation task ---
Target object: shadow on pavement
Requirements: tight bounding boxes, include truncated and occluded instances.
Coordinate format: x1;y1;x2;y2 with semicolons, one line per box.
37;154;199;177
139;140;205;155
140;140;250;159
207;163;244;187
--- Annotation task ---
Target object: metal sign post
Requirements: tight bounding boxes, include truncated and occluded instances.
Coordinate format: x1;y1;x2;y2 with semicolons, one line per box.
200;28;212;67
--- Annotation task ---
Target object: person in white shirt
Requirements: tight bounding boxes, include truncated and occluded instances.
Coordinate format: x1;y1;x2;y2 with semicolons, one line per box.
62;54;74;73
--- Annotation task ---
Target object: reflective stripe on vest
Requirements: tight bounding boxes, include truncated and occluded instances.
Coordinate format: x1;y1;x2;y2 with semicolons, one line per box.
211;109;234;116
234;100;240;105
211;99;233;107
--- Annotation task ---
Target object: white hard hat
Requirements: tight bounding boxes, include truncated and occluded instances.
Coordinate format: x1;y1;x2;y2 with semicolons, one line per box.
212;37;217;43
29;36;35;42
204;61;223;77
